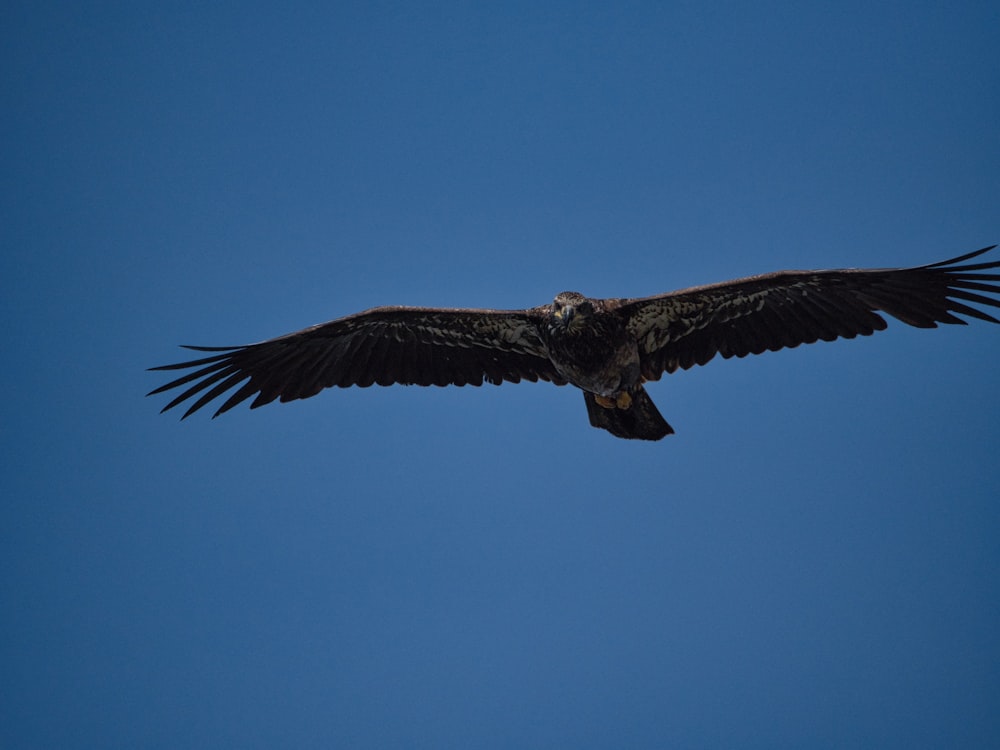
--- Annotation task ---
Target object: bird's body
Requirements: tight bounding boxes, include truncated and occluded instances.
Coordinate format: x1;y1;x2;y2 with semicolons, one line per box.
150;246;1000;440
540;293;641;398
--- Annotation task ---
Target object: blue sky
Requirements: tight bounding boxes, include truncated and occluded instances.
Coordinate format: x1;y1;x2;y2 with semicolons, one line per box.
3;2;999;747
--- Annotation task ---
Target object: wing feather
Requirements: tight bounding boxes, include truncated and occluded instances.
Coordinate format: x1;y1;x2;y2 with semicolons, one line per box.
149;305;564;418
619;245;1000;379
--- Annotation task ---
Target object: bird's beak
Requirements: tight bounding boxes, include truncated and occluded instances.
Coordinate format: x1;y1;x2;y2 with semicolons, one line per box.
555;305;575;325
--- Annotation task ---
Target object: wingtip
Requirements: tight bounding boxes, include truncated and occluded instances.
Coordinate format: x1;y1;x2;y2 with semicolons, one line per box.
923;244;998;268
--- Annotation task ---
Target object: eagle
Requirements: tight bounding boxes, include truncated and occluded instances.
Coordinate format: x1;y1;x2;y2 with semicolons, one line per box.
150;245;1000;440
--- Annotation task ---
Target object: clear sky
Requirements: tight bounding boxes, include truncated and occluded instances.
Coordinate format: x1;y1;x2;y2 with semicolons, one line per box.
3;2;999;747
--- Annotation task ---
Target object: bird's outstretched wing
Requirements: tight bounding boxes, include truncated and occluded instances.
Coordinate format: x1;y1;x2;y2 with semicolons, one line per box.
148;305;564;418
618;246;1000;378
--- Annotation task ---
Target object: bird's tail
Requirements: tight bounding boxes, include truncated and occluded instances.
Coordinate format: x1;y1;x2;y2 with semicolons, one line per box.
583;385;674;441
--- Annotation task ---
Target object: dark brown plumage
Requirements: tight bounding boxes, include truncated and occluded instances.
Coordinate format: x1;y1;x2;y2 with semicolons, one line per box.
149;245;1000;440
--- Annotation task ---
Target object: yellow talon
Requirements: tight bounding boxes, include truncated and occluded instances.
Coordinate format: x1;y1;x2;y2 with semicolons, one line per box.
594;392;633;410
594;394;616;409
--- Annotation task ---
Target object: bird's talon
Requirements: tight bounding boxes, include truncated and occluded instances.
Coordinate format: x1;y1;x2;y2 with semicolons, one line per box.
594;392;633;410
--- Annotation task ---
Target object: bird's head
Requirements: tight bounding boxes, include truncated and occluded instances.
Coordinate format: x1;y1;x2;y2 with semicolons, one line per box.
549;291;594;332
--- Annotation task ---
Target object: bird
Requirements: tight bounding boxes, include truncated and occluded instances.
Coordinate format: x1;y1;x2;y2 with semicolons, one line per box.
149;245;1000;440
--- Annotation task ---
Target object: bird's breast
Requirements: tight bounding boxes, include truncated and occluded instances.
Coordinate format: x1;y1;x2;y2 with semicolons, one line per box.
543;319;641;396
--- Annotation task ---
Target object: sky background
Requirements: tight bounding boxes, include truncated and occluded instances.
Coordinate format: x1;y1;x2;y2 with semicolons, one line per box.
3;2;999;747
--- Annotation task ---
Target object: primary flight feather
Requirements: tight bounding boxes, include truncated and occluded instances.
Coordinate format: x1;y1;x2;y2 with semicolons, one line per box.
150;245;1000;440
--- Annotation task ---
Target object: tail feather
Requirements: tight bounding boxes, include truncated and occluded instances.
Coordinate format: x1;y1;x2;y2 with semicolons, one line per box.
583;385;674;441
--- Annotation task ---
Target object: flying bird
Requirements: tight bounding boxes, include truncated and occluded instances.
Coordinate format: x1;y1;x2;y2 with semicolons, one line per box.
150;245;1000;440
